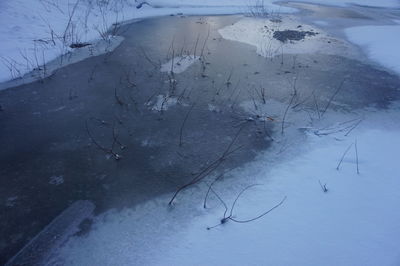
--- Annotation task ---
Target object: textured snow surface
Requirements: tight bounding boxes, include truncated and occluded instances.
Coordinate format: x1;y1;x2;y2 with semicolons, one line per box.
345;25;400;75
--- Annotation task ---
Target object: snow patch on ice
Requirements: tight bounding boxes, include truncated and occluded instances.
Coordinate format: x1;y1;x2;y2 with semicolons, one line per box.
5;196;18;208
345;25;400;75
219;17;354;58
208;103;221;113
161;55;200;74
151;95;178;111
141;139;158;147
49;175;64;186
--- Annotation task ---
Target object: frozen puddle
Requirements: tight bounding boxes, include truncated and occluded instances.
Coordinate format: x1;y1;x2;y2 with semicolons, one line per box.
2;5;400;264
219;16;355;58
161;55;200;74
6;200;95;266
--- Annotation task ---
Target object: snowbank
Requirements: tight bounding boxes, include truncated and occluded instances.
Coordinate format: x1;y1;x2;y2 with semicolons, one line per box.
2;0;399;84
0;0;294;84
345;25;400;75
299;0;400;7
148;0;400;8
0;1;246;83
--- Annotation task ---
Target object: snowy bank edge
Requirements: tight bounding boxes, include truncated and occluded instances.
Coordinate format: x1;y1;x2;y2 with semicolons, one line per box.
0;3;296;89
344;25;400;76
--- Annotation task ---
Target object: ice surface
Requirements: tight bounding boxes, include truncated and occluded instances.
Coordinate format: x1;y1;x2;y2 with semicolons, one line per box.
6;200;95;266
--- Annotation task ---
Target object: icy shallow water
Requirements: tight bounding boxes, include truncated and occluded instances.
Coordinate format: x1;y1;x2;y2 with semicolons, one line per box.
1;6;400;265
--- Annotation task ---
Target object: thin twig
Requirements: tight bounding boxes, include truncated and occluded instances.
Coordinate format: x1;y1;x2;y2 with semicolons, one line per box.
169;126;245;205
179;103;196;147
193;34;200;58
85;119;121;160
313;93;321;119
318;180;328;193
336;143;353;171
281;75;298;134
200;27;210;58
321;79;345;117
355;139;359;174
230;196;287;223
207;184;287;229
344;118;363;137
203;169;233;208
114;87;124;106
139;46;158;68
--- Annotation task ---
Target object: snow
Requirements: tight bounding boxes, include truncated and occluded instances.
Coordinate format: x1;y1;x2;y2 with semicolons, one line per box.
153;111;400;266
148;0;400;8
345;25;400;75
219;16;355;58
49;175;64;186
46;103;400;266
161;55;200;74
297;0;400;7
0;1;254;83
